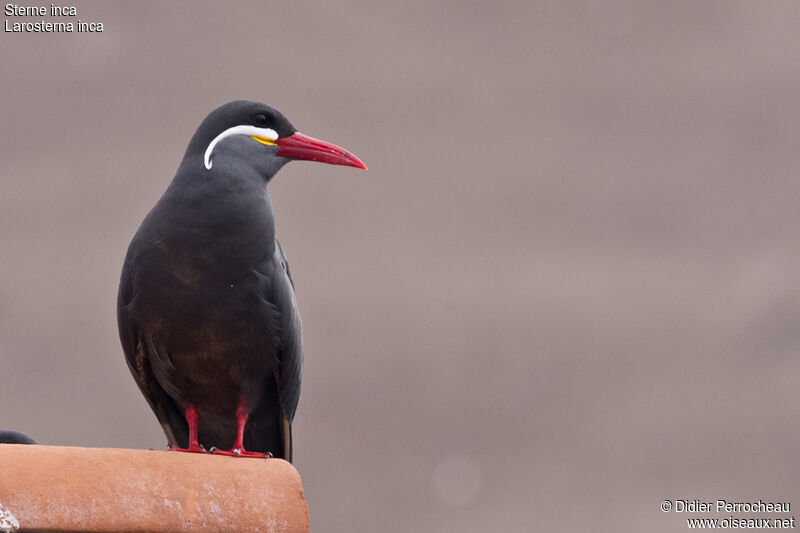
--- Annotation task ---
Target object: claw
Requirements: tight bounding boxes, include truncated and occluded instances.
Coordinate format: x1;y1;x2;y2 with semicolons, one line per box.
212;447;270;458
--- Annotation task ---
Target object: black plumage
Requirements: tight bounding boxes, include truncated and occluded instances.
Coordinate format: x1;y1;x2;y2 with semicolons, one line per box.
0;430;38;444
117;100;365;460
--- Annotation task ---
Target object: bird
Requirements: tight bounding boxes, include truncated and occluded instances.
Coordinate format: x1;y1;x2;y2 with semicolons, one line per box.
0;430;38;444
117;100;366;460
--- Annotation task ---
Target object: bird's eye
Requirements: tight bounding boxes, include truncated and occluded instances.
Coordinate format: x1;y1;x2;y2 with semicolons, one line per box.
252;113;269;126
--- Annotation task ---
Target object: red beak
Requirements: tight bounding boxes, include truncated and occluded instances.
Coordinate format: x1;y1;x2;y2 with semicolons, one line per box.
275;132;367;170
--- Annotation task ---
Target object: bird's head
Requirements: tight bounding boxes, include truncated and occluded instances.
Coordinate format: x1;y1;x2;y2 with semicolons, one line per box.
187;100;366;178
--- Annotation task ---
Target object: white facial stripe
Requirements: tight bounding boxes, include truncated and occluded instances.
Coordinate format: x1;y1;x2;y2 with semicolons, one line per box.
203;125;279;169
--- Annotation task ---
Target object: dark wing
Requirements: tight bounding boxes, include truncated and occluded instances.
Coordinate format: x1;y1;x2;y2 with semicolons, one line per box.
117;265;188;448
271;238;303;461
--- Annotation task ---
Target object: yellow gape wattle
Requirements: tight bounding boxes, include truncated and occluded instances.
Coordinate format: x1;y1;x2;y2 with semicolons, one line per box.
251;135;277;146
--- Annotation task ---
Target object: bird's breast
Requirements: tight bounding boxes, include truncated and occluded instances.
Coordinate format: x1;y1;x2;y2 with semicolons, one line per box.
129;225;279;348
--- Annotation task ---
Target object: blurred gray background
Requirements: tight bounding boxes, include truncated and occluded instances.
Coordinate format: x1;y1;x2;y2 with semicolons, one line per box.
2;1;799;531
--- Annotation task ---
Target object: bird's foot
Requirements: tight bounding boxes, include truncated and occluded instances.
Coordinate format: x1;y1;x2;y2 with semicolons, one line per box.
168;443;207;454
211;447;271;458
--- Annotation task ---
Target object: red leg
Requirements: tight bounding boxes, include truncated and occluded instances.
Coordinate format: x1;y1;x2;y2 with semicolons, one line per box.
213;398;270;458
168;404;206;453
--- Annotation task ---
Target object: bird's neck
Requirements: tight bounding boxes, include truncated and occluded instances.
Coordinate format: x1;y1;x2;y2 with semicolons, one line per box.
156;169;277;251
